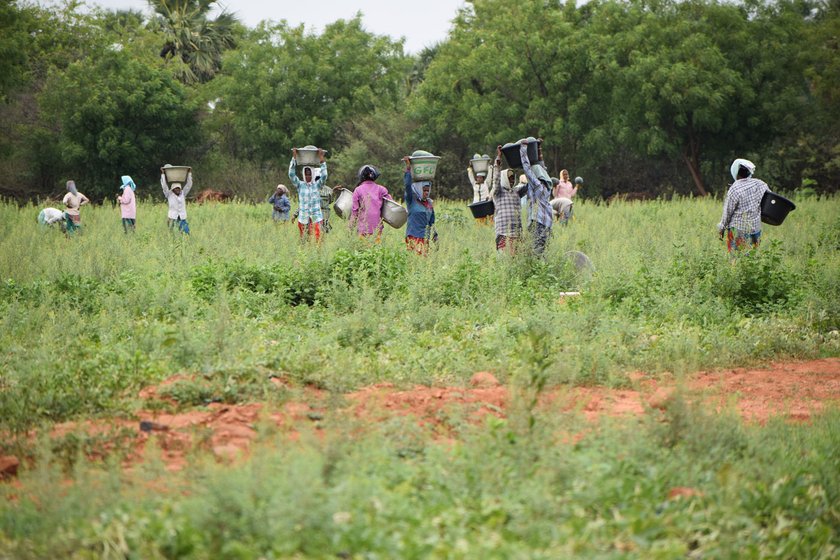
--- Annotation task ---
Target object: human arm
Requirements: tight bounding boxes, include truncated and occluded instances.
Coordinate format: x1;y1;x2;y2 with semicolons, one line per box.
315;150;328;188
268;193;277;205
404;170;414;200
79;193;90;206
520;143;540;194
182;173;193;197
280;195;291;212
489;146;502;198
288;154;301;188
351;187;361;218
161;173;171;198
717;187;737;233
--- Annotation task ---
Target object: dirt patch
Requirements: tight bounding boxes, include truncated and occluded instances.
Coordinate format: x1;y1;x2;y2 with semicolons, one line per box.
15;358;840;474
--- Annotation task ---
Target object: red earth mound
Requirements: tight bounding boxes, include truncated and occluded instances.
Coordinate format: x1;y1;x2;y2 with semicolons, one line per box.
9;358;840;475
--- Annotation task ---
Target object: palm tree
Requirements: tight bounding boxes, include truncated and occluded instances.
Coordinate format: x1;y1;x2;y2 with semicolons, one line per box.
150;0;238;83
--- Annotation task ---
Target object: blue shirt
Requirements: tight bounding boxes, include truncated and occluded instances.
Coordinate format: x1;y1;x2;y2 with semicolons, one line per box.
268;193;291;212
289;159;327;224
403;171;435;239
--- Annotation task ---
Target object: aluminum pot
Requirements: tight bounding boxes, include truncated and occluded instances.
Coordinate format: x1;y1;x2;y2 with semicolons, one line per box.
333;188;353;219
293;145;327;167
381;198;408;229
161;165;191;184
470;154;492;176
408;150;441;181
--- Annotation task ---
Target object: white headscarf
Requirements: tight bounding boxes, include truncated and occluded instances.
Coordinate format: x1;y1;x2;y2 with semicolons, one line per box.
730;158;755;181
66;180;78;195
500;168;514;190
303;166;317;184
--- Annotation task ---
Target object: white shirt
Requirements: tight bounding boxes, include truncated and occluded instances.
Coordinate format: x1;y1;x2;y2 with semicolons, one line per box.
41;207;65;224
161;173;193;220
468;166;492;203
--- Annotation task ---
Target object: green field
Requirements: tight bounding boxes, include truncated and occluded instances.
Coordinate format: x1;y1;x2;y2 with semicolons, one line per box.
1;196;839;557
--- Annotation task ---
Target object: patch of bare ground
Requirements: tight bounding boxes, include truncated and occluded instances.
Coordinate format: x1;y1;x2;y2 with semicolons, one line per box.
5;358;838;476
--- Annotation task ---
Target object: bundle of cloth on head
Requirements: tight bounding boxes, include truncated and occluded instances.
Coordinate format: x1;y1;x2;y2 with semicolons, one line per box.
531;163;552;188
730;158;755;181
121;175;137;191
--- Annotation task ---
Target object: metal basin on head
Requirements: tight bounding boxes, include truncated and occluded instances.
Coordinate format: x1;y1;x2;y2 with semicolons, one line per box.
161;165;191;184
408;150;441;181
294;145;327;167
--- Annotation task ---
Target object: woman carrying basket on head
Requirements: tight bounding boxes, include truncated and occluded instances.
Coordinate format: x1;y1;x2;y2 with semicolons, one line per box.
402;156;436;255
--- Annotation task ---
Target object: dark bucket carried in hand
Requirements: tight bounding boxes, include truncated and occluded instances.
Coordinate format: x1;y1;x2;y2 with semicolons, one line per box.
468;200;495;219
760;191;796;226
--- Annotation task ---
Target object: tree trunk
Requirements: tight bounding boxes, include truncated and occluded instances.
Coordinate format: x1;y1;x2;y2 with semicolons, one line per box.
683;133;708;196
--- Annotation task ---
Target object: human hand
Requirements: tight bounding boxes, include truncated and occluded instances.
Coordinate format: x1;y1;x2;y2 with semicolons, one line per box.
403;156;411;169
292;148;298;158
318;148;325;162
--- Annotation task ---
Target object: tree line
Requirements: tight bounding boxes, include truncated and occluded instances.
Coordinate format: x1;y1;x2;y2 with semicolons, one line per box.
0;0;837;202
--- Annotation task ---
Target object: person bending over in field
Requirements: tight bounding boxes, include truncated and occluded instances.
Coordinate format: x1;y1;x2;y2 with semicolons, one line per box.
718;158;769;254
520;140;554;255
351;164;391;240
402;156;436;255
38;207;66;230
117;175;137;233
161;165;193;234
289;149;327;242
62;180;89;235
268;184;291;222
490;145;527;253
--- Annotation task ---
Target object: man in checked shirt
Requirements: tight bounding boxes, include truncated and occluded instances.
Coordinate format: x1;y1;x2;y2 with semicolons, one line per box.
717;158;769;253
289;148;328;242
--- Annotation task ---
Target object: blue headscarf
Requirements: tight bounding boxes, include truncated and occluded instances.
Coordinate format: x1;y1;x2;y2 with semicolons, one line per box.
121;175;137;191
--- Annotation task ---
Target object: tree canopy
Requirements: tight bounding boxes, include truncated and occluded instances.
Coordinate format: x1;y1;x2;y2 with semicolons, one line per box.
0;0;837;201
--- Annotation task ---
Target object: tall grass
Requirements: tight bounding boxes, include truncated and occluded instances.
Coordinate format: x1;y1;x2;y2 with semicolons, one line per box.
1;401;838;558
0;196;838;435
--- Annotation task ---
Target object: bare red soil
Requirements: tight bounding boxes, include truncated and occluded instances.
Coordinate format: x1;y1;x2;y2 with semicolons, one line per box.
7;358;838;474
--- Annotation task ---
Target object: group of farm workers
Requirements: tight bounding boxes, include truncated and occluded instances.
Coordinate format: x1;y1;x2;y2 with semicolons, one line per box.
467;141;584;255
38;142;771;257
38;165;193;235
272;140;574;256
276;148;436;254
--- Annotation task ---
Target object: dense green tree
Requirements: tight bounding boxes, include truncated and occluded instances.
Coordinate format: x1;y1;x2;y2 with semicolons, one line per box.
149;0;240;83
0;0;29;103
39;48;200;198
212;17;410;166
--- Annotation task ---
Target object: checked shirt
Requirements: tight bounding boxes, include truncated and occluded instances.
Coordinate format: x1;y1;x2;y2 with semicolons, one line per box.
718;177;769;234
289;159;328;225
492;162;524;238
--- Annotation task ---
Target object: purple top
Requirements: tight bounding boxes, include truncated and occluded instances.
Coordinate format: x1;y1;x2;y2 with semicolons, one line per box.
351;180;391;235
